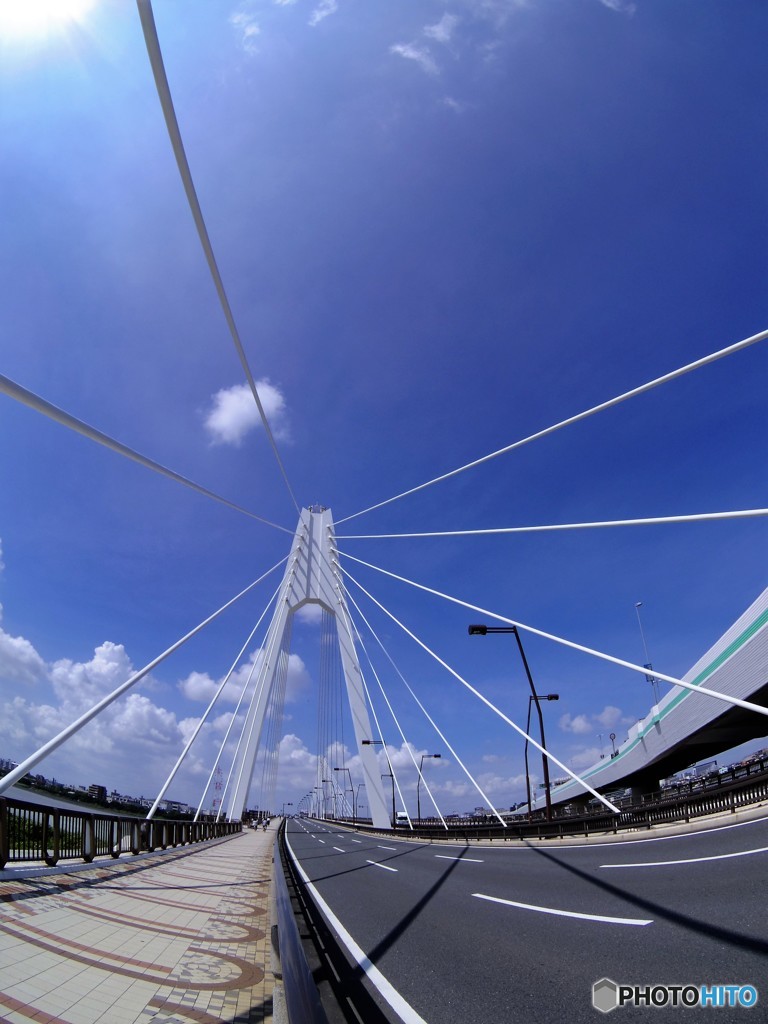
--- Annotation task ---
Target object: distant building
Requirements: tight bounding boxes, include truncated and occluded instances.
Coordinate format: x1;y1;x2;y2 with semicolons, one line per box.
89;784;107;803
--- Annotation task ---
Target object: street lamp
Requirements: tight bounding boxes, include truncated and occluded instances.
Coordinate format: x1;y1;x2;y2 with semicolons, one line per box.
281;801;293;817
524;693;558;820
634;602;661;705
469;622;556;821
417;754;441;821
334;767;355;824
364;739;397;827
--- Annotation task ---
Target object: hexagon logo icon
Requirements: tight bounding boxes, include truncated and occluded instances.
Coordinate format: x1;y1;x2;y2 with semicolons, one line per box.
593;978;619;1014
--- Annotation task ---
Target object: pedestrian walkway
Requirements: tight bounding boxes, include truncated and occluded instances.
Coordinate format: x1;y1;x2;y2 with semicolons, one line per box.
0;826;275;1024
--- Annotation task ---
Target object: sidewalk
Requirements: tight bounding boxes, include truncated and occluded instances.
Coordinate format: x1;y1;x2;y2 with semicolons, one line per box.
0;827;276;1024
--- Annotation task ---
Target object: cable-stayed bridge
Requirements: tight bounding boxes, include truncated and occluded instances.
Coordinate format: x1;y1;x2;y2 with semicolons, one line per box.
1;2;767;1022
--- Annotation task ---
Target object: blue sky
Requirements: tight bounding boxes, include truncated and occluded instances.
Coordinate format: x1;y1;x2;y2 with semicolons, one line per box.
0;0;765;816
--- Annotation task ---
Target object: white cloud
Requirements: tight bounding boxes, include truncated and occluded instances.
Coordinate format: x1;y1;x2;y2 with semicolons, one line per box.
295;603;324;625
178;649;311;706
390;42;439;76
204;379;290;446
229;7;261;54
424;14;459;45
594;704;627;729
0;626;46;685
442;96;468;114
558;712;593;734
598;0;636;13
569;746;602;769
309;0;337;27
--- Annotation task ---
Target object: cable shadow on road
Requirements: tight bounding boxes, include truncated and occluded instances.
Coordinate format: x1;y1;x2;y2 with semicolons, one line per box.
527;844;768;957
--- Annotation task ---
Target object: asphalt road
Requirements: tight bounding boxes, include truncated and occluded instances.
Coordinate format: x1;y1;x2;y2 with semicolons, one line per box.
285;814;768;1023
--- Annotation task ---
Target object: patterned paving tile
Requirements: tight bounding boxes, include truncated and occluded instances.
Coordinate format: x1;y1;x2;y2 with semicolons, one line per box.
0;830;275;1024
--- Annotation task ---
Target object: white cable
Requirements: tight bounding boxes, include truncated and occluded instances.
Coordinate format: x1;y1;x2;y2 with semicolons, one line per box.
136;0;300;514
336;328;768;525
194;580;282;821
0;373;293;534
330;591;412;824
337;508;768;540
218;561;299;818
226;562;301;815
341;564;623;814
0;558;288;797
342;578;509;827
343;581;488;829
335;585;445;828
342;551;768;721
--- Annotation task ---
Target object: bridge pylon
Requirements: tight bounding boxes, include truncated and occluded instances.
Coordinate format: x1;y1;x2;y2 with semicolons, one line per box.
225;505;391;827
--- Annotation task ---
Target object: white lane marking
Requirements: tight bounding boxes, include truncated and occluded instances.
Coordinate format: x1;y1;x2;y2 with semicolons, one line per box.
377;845;397;851
285;835;427;1024
318;839;326;844
601;845;768;869
333;846;346;853
367;860;398;872
435;855;484;863
472;893;652;926
351;839;363;844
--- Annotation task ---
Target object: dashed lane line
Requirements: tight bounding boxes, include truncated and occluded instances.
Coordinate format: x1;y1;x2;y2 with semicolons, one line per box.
284;833;426;1024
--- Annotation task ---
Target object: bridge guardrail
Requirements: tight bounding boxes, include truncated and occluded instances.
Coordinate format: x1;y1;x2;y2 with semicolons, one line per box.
273;824;329;1024
0;795;241;868
326;765;768;842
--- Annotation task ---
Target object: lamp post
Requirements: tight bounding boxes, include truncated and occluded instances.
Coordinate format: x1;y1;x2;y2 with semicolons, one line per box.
363;739;397;827
634;602;661;705
381;773;396;827
469;623;556;821
417;754;441;822
356;783;365;819
524;692;559;820
334;767;355;824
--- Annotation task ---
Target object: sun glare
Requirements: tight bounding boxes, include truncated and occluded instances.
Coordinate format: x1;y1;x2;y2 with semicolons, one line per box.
0;0;95;39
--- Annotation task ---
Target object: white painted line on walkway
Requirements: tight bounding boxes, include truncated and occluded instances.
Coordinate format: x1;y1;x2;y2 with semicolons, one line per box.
601;845;768;869
285;833;427;1024
377;845;397;851
435;855;484;863
367;860;398;872
333;847;346;853
472;893;652;926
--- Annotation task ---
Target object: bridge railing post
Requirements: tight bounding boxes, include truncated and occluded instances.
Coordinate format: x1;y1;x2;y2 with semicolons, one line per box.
0;798;8;868
82;814;95;863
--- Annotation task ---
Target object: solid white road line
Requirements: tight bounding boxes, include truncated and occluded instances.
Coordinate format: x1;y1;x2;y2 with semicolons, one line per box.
601;845;768;869
367;860;398;872
285;833;427;1024
435;855;484;863
472;893;652;926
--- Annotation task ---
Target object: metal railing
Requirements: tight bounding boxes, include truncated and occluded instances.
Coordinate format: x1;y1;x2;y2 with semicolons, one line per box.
327;762;768;842
0;796;241;868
